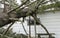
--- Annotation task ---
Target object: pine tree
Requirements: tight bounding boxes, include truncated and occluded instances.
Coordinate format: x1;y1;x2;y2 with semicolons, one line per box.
0;0;60;37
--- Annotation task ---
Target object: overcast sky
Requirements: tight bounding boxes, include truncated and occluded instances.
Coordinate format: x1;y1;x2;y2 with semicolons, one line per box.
17;0;21;5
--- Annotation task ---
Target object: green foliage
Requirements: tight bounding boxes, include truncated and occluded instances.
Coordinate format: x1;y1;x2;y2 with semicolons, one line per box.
36;1;60;14
0;28;16;38
0;28;28;38
0;0;60;38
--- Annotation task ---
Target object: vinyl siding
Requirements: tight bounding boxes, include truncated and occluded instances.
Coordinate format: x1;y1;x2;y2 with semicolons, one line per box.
12;11;60;38
37;11;60;38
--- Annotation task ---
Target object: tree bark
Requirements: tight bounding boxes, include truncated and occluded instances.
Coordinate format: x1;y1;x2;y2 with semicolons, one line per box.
0;0;29;27
0;12;12;27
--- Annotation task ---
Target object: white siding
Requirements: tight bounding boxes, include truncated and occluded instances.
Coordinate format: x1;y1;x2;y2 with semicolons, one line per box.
12;11;60;38
38;11;60;38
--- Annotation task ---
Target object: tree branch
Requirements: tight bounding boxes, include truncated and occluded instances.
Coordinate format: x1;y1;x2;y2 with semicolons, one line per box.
21;21;28;35
7;0;29;14
31;0;50;35
3;21;15;35
16;1;36;12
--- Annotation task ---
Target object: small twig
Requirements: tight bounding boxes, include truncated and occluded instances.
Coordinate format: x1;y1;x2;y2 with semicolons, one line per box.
3;21;15;35
7;0;29;14
16;1;36;12
9;18;19;21
21;21;28;35
0;34;13;38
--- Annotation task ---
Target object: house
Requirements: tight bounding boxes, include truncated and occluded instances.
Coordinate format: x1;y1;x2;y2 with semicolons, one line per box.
36;11;60;38
12;11;60;38
27;11;60;38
